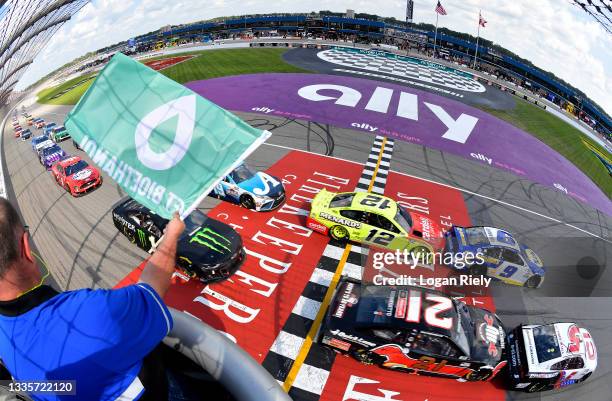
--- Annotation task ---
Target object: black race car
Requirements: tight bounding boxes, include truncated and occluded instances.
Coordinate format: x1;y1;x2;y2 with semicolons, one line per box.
112;197;246;283
320;278;507;381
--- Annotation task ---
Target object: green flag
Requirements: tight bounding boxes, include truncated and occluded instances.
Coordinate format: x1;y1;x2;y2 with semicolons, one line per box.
65;53;271;219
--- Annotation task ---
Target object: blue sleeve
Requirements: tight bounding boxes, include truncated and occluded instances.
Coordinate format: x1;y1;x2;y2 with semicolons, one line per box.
66;284;173;370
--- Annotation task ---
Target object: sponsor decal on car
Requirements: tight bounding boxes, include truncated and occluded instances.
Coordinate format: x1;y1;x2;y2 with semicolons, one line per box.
137;229;147;245
306;218;328;233
73;169;93;181
189;227;232;254
334;282;357;318
320;211;362;228
322;336;351;351
330;329;377;348
113;213;135;231
478;314;502;357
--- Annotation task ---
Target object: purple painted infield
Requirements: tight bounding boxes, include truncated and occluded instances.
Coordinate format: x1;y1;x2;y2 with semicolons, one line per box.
186;73;611;216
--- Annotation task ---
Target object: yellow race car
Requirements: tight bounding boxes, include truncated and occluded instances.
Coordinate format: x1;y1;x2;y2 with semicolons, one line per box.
307;190;444;253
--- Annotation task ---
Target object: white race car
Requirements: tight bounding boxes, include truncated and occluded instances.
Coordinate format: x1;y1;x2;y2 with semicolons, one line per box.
507;322;597;392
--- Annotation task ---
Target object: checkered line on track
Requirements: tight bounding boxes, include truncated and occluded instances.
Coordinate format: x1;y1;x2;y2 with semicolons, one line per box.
355;135;394;195
318;48;485;93
261;242;367;388
262;136;395;401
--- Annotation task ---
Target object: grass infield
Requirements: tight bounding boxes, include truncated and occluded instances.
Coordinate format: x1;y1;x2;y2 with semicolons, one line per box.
482;99;611;198
37;48;610;197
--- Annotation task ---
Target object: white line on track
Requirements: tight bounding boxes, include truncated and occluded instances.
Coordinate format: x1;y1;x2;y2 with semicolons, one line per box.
263;142;611;244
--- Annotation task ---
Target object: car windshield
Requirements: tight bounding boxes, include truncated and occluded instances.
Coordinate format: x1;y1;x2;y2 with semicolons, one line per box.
42;145;61;156
532;325;561;362
54;126;65;133
395;206;413;232
65;160;88;176
183;209;209;233
463;227;491;246
330;193;354;208
230;163;256;184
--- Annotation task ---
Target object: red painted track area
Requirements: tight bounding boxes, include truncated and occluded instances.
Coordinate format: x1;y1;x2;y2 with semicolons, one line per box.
143;55;195;71
117;150;503;400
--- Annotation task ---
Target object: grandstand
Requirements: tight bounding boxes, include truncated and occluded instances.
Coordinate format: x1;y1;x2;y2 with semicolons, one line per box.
0;0;90;104
123;12;610;139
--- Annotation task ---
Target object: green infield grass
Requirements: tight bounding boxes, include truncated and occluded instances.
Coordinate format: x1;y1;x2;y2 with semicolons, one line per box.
482;99;611;198
37;48;307;105
36;72;97;105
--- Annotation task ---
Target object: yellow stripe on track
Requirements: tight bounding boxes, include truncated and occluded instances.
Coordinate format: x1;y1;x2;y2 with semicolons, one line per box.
282;137;390;392
282;245;352;391
367;137;387;193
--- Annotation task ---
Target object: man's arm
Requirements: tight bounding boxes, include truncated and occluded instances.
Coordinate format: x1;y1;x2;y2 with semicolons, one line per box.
139;212;185;297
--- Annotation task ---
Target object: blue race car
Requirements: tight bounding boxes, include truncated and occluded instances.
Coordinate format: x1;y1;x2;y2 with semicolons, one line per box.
42;122;57;136
31;135;50;151
20;129;32;140
211;163;285;211
39;144;67;169
444;226;545;288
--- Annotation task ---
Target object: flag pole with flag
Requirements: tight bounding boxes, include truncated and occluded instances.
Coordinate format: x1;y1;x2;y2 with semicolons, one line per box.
433;1;447;57
65;53;272;220
473;10;487;68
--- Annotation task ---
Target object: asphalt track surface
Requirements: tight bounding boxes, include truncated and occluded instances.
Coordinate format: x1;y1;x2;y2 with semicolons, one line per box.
2;51;612;400
3;101;611;400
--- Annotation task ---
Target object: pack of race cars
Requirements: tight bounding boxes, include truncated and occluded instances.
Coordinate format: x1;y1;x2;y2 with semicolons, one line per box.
9;109;596;393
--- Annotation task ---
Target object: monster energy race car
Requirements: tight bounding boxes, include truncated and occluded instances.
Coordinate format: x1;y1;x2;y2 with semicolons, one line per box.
111;197;245;283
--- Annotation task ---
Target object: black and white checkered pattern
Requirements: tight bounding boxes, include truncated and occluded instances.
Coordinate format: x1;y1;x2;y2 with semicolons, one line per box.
318;48;485;93
261;242;367;397
262;136;395;400
355;135;394;195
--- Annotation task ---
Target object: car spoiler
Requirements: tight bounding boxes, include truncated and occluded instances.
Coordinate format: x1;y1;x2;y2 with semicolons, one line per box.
164;308;292;401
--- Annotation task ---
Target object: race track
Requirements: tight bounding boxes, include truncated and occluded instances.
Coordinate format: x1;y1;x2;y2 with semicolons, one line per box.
2;58;611;400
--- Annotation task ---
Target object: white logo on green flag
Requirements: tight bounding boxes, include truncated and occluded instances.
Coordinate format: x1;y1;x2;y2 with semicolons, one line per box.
135;94;196;171
65;53;271;219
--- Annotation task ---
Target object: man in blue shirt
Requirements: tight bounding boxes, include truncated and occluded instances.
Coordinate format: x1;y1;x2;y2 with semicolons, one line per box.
0;197;185;400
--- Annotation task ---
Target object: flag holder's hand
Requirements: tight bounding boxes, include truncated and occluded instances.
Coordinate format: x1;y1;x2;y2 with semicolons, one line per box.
149;212;185;253
164;211;186;241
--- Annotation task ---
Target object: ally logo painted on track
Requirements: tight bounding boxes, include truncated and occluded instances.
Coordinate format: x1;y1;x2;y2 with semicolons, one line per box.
65;53;271;219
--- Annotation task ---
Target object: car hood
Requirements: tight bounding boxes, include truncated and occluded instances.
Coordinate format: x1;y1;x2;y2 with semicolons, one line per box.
239;172;285;197
70;168;98;182
43;149;66;162
466;305;506;367
178;218;242;267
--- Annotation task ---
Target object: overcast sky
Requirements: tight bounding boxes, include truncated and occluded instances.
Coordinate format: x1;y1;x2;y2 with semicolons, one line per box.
15;0;612;114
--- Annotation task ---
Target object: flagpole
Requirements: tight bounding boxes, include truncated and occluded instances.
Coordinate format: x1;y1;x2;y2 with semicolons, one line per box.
433;12;439;57
473;11;481;69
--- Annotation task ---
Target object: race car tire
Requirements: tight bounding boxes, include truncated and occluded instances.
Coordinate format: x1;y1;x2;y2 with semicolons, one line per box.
524;275;542;289
469;263;488;277
410;246;431;264
240;195;256;210
329;225;349;241
464;368;492;382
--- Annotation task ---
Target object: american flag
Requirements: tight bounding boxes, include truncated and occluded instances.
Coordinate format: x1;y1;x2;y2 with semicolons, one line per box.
479;12;487;27
435;1;447;15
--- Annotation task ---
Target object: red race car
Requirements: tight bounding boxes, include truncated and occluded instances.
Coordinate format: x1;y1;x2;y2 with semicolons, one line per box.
14;126;23;137
51;156;102;196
